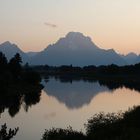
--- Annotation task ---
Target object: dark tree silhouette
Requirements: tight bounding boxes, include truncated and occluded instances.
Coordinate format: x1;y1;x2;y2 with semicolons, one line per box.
0;124;18;140
8;53;22;79
0;52;43;140
0;52;7;72
42;106;140;140
41;126;85;140
0;52;43;117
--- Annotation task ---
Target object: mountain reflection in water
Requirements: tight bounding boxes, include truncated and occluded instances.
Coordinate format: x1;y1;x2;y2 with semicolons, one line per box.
42;77;140;110
42;79;110;109
1;78;140;140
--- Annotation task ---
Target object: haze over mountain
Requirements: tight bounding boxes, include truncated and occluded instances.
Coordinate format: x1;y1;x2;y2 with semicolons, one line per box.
121;53;138;65
0;32;140;66
135;55;140;64
26;51;38;57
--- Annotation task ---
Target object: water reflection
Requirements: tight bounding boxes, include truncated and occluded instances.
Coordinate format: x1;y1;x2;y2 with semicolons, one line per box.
0;84;42;117
48;76;140;92
1;78;140;140
42;79;110;109
42;77;140;109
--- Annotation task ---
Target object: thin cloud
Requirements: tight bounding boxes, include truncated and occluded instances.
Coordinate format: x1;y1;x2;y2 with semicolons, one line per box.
44;22;57;28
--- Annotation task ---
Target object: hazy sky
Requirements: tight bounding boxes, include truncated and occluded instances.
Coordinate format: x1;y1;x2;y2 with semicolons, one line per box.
0;0;140;54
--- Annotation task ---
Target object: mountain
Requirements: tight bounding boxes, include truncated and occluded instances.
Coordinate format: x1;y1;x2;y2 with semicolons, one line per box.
121;53;138;65
30;32;126;66
26;51;38;57
0;41;28;63
1;32;140;66
135;55;140;64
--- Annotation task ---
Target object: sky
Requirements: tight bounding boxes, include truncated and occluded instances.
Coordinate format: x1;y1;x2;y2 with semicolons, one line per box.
0;0;140;54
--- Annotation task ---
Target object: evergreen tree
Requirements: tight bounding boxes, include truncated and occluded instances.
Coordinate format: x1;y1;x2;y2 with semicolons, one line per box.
0;52;7;72
9;53;22;79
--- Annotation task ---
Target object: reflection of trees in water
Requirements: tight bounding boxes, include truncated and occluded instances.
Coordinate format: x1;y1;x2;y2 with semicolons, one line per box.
0;84;42;117
98;80;140;92
44;77;140;110
43;78;110;109
0;52;43;117
52;76;140;92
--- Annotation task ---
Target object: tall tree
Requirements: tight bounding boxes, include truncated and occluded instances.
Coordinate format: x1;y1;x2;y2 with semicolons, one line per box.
9;53;22;79
0;52;7;72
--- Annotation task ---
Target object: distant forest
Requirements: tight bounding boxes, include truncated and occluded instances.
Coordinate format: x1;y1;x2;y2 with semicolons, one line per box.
33;63;140;93
33;63;140;78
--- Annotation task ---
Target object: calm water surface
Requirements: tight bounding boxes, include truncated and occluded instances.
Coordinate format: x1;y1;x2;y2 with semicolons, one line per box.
1;78;140;140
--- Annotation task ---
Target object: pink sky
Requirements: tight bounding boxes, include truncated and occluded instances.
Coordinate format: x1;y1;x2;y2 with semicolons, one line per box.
0;0;140;54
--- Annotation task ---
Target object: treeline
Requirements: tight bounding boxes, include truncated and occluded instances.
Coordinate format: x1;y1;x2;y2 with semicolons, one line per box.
0;52;41;86
33;63;140;76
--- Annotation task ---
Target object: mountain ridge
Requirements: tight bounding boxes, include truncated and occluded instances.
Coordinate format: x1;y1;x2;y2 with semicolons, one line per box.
0;41;29;63
29;32;126;66
0;32;139;66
